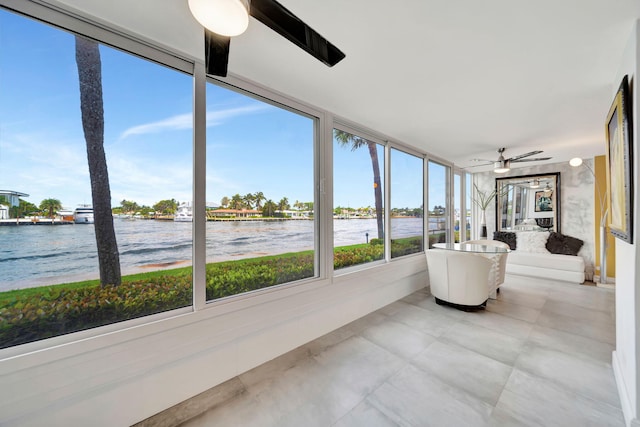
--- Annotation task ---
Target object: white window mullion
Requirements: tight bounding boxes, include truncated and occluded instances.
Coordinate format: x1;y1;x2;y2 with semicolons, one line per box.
192;61;206;311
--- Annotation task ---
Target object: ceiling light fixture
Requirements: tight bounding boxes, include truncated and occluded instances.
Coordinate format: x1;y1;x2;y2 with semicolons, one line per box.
569;157;583;167
493;159;510;174
188;0;250;36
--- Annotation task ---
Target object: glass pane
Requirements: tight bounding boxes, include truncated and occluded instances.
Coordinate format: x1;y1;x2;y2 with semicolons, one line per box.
428;161;449;247
205;83;316;302
0;10;193;348
333;130;385;269
465;173;472;240
454;174;461;242
390;149;423;258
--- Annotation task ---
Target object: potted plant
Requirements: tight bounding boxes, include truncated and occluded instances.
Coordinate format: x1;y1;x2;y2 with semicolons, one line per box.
472;183;508;239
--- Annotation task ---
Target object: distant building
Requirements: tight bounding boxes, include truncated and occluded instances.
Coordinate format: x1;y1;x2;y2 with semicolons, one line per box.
209;208;260;218
0;190;29;207
0;204;8;220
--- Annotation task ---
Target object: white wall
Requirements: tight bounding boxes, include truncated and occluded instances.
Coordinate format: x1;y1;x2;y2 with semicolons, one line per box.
0;256;426;426
612;20;640;427
474;160;596;268
0;3;428;425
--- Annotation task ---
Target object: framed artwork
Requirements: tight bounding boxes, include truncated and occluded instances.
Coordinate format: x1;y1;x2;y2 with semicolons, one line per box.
605;75;634;243
534;191;553;212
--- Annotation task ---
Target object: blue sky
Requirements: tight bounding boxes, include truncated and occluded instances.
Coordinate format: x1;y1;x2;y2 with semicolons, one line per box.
0;9;442;211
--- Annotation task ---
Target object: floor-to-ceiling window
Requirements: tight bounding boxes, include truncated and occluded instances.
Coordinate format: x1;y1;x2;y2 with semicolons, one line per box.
204;82;317;301
427;160;450;247
333;128;385;269
390;148;423;257
0;9;193;348
454;173;461;242
0;4;452;352
465;172;472;240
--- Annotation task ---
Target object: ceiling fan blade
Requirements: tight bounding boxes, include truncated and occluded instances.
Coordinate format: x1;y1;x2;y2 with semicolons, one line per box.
463;162;493;169
507;150;543;162
511;157;552;163
205;30;230;77
250;0;346;67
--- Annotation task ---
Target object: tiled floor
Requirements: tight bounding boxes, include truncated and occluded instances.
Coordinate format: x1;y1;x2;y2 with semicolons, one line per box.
179;275;622;427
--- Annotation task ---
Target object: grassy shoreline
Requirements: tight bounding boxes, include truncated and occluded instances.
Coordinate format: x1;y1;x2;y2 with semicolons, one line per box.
0;236;427;349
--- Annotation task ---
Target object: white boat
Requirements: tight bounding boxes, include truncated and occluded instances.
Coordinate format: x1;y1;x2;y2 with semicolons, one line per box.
74;206;94;224
174;203;193;222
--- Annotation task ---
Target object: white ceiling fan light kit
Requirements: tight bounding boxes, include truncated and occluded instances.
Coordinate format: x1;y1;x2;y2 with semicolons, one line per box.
188;0;250;36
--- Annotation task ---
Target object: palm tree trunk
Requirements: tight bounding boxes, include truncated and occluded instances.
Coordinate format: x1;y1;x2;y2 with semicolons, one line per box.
366;141;384;240
75;36;121;287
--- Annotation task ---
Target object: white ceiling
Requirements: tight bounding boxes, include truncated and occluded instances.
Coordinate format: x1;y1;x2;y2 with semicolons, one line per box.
56;0;640;172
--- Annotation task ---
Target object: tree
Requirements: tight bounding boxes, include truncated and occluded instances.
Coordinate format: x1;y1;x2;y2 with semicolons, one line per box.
262;199;277;217
278;197;290;211
120;199;139;214
220;196;230;208
334;130;384;239
230;194;244;210
253;191;265;210
39;198;62;218
153;199;178;215
75;36;121;287
243;193;255;210
14;199;38;218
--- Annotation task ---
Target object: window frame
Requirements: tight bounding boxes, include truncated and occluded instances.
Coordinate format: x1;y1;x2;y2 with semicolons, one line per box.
0;1;459;357
331;122;388;275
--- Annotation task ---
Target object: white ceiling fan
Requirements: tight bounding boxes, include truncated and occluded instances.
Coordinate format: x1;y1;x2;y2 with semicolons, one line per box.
467;147;552;173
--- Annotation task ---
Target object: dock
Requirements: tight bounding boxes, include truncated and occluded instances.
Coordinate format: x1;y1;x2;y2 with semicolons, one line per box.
0;218;75;226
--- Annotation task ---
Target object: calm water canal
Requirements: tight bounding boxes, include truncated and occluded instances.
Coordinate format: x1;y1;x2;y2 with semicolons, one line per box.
0;217;425;291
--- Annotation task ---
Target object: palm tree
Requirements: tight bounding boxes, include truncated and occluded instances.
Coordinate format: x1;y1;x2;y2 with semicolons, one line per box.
243;193;255;210
39;198;62;218
230;194;243;210
253;191;265;210
75;36;121;287
334;130;384;239
262;199;277;217
278;197;289;211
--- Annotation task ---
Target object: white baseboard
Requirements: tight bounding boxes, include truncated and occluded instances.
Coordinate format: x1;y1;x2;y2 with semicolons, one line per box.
613;350;637;426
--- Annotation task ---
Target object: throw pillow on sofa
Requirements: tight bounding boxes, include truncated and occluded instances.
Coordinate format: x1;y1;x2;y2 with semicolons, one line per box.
516;231;550;253
546;232;584;256
493;231;517;250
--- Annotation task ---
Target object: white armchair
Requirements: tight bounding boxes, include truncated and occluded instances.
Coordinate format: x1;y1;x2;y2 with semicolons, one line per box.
426;249;493;310
460;239;509;299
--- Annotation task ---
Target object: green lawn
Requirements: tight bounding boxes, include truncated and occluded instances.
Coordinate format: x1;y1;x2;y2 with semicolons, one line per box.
0;236;423;349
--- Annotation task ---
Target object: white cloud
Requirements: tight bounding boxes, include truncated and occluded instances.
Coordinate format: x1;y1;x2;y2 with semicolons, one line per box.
118;104;272;140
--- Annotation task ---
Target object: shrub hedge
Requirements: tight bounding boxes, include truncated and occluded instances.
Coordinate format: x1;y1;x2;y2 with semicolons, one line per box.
0;237;423;349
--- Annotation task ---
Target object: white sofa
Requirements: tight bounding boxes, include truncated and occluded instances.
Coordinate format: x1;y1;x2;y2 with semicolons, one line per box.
496;231;586;284
506;251;585;284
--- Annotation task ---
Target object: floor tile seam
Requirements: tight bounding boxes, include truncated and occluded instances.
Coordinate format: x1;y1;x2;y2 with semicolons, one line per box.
362;391;412;427
458;317;534;343
357;325;439;362
530;319;615;346
353;333;418;380
328;395;400;427
489;368;520;423
538;306;617;326
521;337;615;368
388;313;460;340
406;339;514;408
510;360;623;411
485;304;542;325
541;294;617;317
